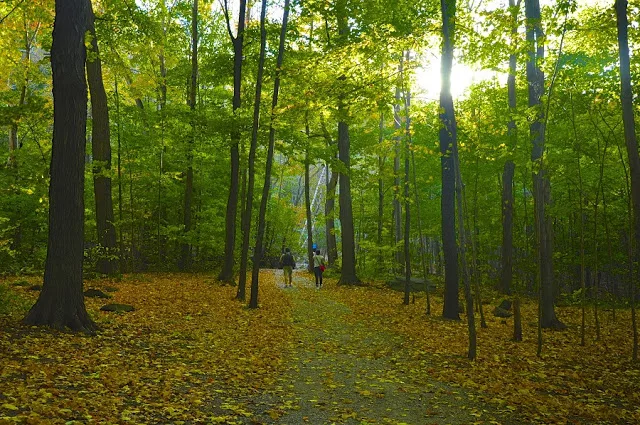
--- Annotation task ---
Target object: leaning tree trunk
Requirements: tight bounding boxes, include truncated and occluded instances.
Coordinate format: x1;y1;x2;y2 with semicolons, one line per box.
440;0;459;320
86;4;117;275
250;0;290;309
180;0;198;271
24;0;95;332
615;0;639;361
219;0;247;284
239;0;267;302
525;0;563;329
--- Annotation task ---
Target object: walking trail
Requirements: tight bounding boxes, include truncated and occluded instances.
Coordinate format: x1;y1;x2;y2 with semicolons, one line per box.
248;269;513;425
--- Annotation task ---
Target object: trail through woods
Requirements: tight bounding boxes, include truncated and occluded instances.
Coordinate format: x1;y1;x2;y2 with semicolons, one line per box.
247;270;517;424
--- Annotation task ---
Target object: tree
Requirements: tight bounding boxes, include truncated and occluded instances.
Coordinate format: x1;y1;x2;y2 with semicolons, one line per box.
499;0;521;295
615;0;639;361
525;0;564;329
23;0;95;332
440;0;460;320
238;0;267;302
250;0;291;309
219;0;247;284
86;0;117;275
336;0;360;285
179;0;198;271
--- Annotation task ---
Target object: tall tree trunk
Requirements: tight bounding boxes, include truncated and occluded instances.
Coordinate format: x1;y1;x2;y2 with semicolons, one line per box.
238;0;266;302
115;80;126;273
378;111;386;269
454;141;477;360
219;0;247;284
86;4;117;275
440;0;459;320
615;0;639;361
403;90;411;306
250;0;290;309
525;0;563;329
393;80;403;272
336;0;359;285
500;0;520;295
24;0;95;332
180;0;198;271
337;118;359;284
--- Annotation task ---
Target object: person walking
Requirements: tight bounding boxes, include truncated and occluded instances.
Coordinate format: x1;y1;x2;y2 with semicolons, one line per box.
280;248;296;287
313;249;325;289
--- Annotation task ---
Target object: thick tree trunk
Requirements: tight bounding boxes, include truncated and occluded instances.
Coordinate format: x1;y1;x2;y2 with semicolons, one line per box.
250;0;289;309
24;0;95;332
337;120;360;284
616;0;639;361
525;0;563;329
180;0;198;271
219;0;247;284
335;0;359;285
440;0;459;320
86;5;117;275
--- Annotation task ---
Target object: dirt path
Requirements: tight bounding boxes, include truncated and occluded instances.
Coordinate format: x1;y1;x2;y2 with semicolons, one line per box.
249;270;509;425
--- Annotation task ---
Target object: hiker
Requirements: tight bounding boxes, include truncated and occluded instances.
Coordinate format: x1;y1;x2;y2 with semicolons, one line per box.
313;249;325;289
280;248;296;287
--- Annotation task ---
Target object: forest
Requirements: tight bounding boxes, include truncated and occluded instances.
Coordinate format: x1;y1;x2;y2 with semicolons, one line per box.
1;0;640;423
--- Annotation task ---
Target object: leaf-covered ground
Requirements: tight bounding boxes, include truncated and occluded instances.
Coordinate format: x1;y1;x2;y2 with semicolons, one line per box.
1;271;639;424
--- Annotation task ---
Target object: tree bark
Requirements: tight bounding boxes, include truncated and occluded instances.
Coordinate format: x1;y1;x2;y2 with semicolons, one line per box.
24;0;95;332
393;82;403;272
615;0;639;361
335;0;359;285
440;0;459;320
250;0;290;308
500;0;519;295
86;3;117;275
180;0;198;271
378;112;386;269
239;0;266;302
525;0;563;329
219;0;247;284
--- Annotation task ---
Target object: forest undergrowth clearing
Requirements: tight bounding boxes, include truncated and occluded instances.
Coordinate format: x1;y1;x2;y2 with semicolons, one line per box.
0;271;638;424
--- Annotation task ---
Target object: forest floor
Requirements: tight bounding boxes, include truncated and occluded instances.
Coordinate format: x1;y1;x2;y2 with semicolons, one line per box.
1;270;639;424
243;270;516;425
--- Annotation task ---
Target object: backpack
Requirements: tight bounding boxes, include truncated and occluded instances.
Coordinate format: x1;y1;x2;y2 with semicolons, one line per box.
281;253;295;268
